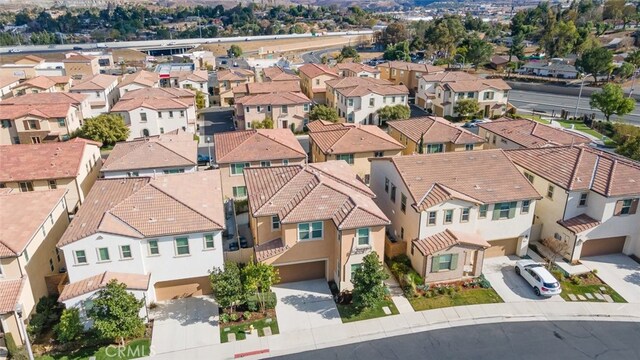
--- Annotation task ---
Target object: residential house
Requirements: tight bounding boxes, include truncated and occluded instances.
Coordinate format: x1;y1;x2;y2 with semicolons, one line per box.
298;63;339;104
0;138;102;212
262;67;300;82
0;76;20;99
56;171;225;324
335;63;380;78
377;61;445;94
0;189;69;345
244;161;390;290
213;129;306;200
111;88;197;140
118;70;160;97
62;53;100;80
101;130;197;178
69;74;120;118
415;71;478;109
214;68;255;106
370;150;540;283
155;63;209;106
308;120;404;184
518;61;579;79
387;116;486;155
478;118;592;150
325;77;408;125
490;55;519;71
506;146;640;263
232;81;301;98
0;55;65;80
12;76;71;96
432;78;511;118
171;50;216;70
234;91;311;131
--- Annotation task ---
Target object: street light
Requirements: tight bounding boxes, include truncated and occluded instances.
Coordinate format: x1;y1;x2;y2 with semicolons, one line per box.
206;136;212;167
629;65;638;98
574;73;592;119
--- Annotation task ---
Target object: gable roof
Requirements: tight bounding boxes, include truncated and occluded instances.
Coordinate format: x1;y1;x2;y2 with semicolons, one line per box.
217;68;254;81
111;97;190;112
263;67;300;82
420;71;478;83
443;78;511;92
118;70;159;88
172;70;208;83
63;54;96;62
59;272;150;302
478;118;591;148
0;278;25;314
372;149;541;211
336;83;408;97
0;103;74;120
14;76;70;90
336;62;380;74
71;74;118;91
308;120;404;154
0;138;101;182
232;81;301;95
120;87;195;101
58;171;225;246
558;214;601;234
214;129;306;164
505;146;640;197
388;116;485;146
379;61;445;73
244;161;389;230
235;91;310;106
325;76;391;90
413;229;491;256
298;63;338;79
1;92;87;106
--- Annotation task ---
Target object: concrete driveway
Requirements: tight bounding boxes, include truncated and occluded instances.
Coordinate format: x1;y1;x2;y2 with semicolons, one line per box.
151;296;220;355
483;256;565;303
272;279;342;333
581;254;640;303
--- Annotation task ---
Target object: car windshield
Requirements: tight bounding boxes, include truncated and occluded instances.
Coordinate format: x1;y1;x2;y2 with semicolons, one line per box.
543;282;559;288
525;263;543;268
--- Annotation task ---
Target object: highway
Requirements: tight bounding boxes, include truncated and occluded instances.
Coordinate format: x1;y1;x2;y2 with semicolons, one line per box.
509;89;640;125
300;47;343;63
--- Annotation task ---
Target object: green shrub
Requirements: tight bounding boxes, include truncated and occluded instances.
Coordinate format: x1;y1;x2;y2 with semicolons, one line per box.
27;296;63;339
219;313;230;324
4;332;28;360
243;311;251;321
55;308;84;344
230;313;239;322
570;275;583;285
551;270;565;281
246;292;277;312
392;254;412;268
478;275;491;289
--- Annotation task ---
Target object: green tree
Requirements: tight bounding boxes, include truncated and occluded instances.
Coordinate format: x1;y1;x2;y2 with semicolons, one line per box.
509;33;525;62
626;50;640;68
462;36;494;69
424;15;466;57
589;83;636;121
615;62;635;81
377;105;410;125
88;280;145;345
454;99;481;120
351;252;388;311
381;22;408;46
55;308;83;344
229;44;243;57
539;20;579;58
250;117;274;129
195;90;207;110
576;47;613;84
383;41;411;62
76;114;129;146
210;262;244;313
309;105;339;122
242;260;280;313
616;136;640;161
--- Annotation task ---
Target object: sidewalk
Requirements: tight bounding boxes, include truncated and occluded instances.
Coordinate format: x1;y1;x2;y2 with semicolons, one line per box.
383;265;415;314
148;301;640;359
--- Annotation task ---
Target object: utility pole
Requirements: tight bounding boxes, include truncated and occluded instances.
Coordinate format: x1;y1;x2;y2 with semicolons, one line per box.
574;73;592;119
198;10;203;39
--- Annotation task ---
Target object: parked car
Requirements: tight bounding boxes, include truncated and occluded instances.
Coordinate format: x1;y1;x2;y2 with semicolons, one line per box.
461;119;490;128
73;46;83;50
197;154;210;165
515;260;562;297
8;48;21;53
228;242;239;251
239;235;249;248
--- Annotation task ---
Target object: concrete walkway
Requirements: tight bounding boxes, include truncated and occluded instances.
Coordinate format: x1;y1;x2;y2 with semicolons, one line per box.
383;265;415;314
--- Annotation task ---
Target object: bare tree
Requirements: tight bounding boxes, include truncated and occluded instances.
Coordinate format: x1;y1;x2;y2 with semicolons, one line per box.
541;237;570;269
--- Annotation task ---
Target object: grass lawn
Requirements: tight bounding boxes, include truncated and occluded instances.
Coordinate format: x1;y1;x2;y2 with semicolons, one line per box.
409;288;503;311
219;316;279;343
336;299;399;323
559;279;626;303
515;114;606;140
36;339;150;360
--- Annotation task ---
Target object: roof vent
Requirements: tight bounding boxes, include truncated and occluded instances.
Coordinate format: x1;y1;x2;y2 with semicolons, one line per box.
415;176;423;181
474;184;481;189
149;217;156;222
321;195;329;199
416;160;424;165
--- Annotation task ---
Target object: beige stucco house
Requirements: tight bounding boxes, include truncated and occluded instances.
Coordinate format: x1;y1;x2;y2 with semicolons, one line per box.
432;78;511;118
12;76;71;96
62;53;100;80
298;63;339;104
234;92;311;132
214;68;255;107
377;61;445;94
478;117;592;150
335;63;380;78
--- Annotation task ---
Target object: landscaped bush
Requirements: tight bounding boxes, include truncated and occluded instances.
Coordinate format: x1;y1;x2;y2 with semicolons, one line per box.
55;308;84;344
27;296;64;340
387;254;424;296
246;292;277;312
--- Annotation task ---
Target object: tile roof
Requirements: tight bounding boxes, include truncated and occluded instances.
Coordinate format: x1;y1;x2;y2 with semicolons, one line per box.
558;214;601;234
379;61;445;73
505;146;640;197
443;78;511;92
262;67;300;82
244;161;389;230
63;54;96;62
214;129;306;164
388;116;485;146
491;55;519;65
118;70;159;88
20;55;45;63
232;81;301;95
0;102;74;120
59;272;150;302
172;70;208;83
58;171;225;246
255;238;289;261
0;277;25;314
120;87;195;101
373;149;541;211
298;63;338;79
420;71;479;83
0;75;20;88
111;97;190;111
70;74;118;91
413;229;490;256
325;76;391;90
335;62;380;74
479;118;591;148
15;76;70;90
308;120;404;154
1;92;87;106
235;91;310;106
102;131;197;172
337;83;408;97
0;138;101;182
217;68;254;81
0;189;67;258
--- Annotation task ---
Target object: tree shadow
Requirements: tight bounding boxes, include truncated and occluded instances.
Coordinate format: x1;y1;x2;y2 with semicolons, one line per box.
151;296;218;326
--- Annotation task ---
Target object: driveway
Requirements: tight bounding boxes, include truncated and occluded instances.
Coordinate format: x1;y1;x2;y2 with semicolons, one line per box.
483;256;565;303
151;296;219;355
581;254;640;303
272;279;342;333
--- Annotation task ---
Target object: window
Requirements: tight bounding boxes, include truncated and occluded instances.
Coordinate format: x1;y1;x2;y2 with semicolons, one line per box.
180;110;185;117
348;99;354;107
74;250;87;264
444;209;453;224
431;254;458;272
282;159;289;166
57;118;66;127
148;240;159;255
427;211;437;226
120;245;132;259
337;154;354;165
374;151;384;157
467;92;474;98
245;107;250;113
204;234;215;249
392;96;396;103
369;98;375;106
163;169;185;174
267;105;271;112
303;104;309;112
400;193;407;213
230;162;250;175
524;172;534;183
483;91;495;100
19;181;34;192
140;113;147;122
260;161;271;167
298;221;323;240
272;215;280;230
461;208;470;222
27;120;38;130
547;185;555;199
315;79;320;85
390;183;397;203
426;144;444;153
1;120;11;128
351;263;362;275
160;127;164;134
24;249;29;262
384;178;389;193
175;237;190;255
357;228;370;246
281;105;288;113
616;199;636;215
400;227;404;240
522;200;531;214
233;186;247;198
492;202;517;220
169;111;174;118
579;193;588;206
158;111;162;118
465;144;474;151
97;247;110;262
48;180;57;189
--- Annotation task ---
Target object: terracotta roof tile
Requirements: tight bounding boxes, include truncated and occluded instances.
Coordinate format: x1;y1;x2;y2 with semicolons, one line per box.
71;74;118;91
112;97;190;112
558;214;601;234
420;71;478;83
263;67;300;82
255;238;288;261
118;70;159;88
335;63;380;74
235;91;310;106
379;61;445;73
308;120;404;154
413;229;490;256
1;92;87;106
337;83;408;97
388;116;484;146
15;76;70;90
0;103;73;120
326;76;391;89
0;76;20;88
217;68;254;81
232;81;300;95
479;118;591;148
0;278;25;314
214;129;306;164
59;272;150;302
120;87;195;101
63;54;96;62
444;78;511;92
298;63;338;79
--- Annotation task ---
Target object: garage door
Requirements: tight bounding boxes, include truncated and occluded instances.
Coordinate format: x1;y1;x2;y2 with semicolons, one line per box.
276;261;326;284
154;276;212;301
484;238;518;258
580;236;626;258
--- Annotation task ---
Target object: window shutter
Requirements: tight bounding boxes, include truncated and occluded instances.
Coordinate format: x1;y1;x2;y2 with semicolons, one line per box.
614;200;623;216
431;256;439;273
35;121;40;130
630;199;639;215
450;254;458;270
492;205;500;220
508;202;517;219
22;120;29;129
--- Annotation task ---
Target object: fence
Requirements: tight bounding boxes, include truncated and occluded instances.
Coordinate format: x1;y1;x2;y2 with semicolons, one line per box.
385;237;407;259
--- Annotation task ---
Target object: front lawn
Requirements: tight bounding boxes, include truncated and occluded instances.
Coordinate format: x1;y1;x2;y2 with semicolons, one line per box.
219;314;279;343
409;288;503;311
558;271;626;303
552;119;603;139
336;299;399;323
36;338;151;360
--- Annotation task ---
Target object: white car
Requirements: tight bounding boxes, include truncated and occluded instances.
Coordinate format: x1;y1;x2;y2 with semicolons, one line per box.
515;259;562;297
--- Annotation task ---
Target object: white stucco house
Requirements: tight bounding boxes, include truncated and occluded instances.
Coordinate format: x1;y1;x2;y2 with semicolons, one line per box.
69;74;120;118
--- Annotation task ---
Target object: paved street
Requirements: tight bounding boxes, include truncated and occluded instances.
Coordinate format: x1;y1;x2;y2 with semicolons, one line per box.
301;47;341;63
272;321;640;360
200;108;235;137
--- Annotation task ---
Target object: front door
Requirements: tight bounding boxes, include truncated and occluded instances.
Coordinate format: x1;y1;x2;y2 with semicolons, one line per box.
368;113;374;125
282;120;288;129
484;105;490;118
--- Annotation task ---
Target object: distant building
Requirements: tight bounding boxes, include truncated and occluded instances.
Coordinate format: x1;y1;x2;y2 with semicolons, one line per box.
377;61;445;94
62;53;100;80
69;74;120;117
213;68;255;107
519;60;579;79
12;76;71;96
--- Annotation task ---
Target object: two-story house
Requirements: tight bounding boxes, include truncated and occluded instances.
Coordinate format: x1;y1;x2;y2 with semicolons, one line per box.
118;70;160;97
506;146;640;263
0;189;69;345
387;116;485;155
232;81;301;98
213;129;306;200
308;120;404;184
415;71;478;109
432;78;511;118
62;53;100;80
12;76;71;96
370;150;541;283
0;76;20;99
325;77;408;125
335;63;380;78
57;171;225;319
234;91;312;131
214;68;255;106
244;161;390;290
69;74;120;118
262;67;300;82
377;61;445;94
298;63;339;104
101;130;197;178
478;118;592;150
